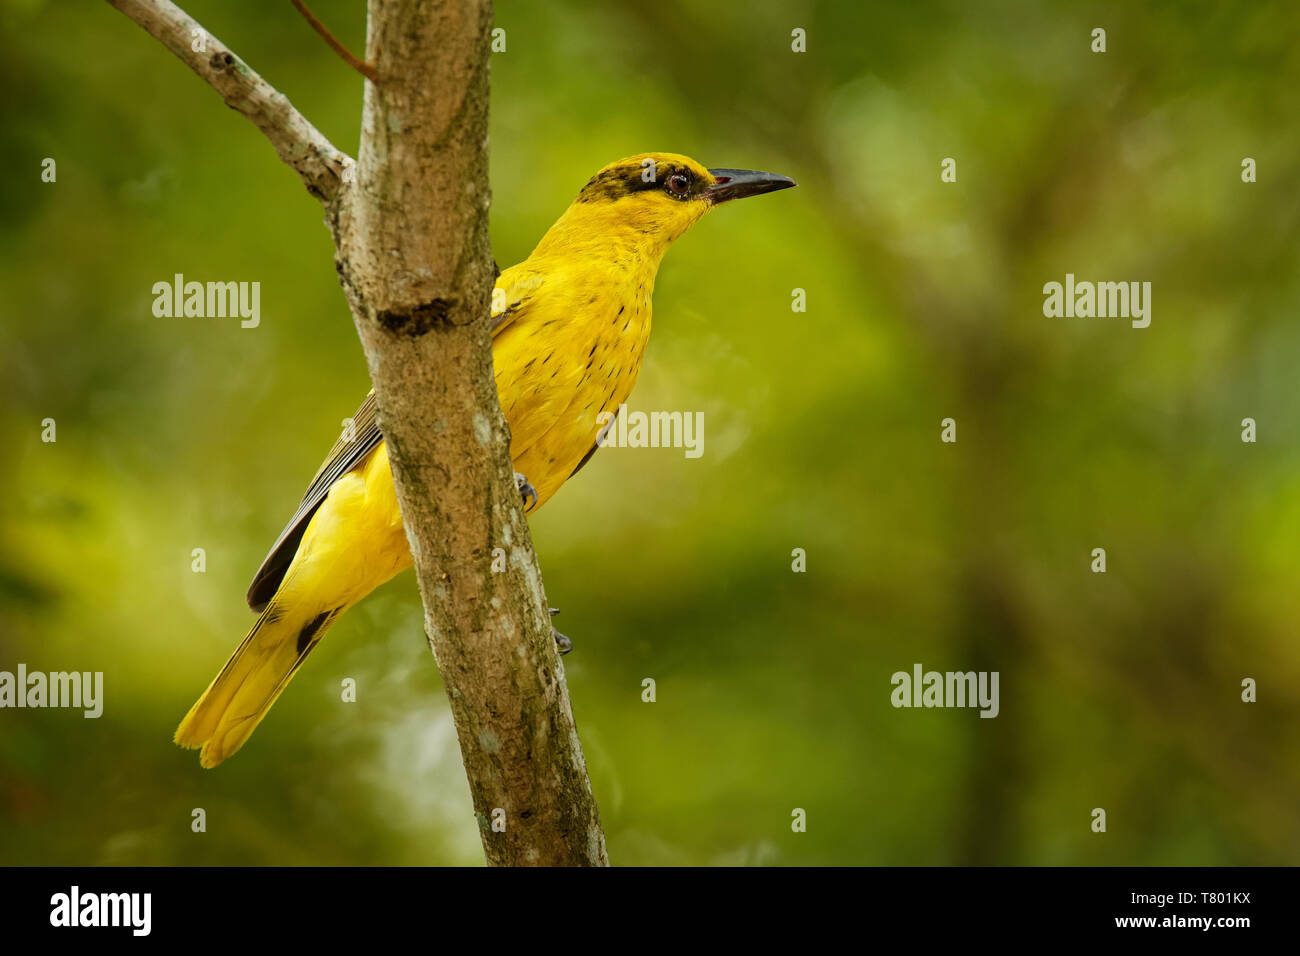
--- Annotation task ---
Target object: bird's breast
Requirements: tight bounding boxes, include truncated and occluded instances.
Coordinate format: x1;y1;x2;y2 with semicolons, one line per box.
492;281;654;509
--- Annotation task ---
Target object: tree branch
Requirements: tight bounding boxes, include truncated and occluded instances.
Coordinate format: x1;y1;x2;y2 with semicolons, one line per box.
290;0;380;82
108;0;609;865
337;0;608;866
106;0;352;205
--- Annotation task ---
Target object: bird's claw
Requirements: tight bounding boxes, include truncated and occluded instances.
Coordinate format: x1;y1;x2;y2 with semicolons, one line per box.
515;472;538;511
550;607;572;654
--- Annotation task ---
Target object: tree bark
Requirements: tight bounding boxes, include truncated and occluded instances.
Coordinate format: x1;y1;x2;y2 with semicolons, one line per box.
107;0;608;867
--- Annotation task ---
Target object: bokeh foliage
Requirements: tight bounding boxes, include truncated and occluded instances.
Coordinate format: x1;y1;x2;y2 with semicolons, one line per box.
2;0;1298;865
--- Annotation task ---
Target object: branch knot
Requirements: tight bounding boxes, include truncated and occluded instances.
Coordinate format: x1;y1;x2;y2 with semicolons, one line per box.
377;298;462;337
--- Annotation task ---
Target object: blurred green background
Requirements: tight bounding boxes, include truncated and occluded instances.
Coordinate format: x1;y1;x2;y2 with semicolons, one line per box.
2;0;1299;866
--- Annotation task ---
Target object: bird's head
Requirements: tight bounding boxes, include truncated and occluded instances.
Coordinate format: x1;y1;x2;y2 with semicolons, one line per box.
553;152;795;256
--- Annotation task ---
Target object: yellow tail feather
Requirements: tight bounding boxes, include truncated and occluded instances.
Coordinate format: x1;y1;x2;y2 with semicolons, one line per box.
175;601;340;768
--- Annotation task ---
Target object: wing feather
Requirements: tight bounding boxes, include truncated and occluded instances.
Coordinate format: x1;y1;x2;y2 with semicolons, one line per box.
245;271;545;611
245;390;382;611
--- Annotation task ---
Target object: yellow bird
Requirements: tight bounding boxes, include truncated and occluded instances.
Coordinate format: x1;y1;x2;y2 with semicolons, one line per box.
175;153;795;767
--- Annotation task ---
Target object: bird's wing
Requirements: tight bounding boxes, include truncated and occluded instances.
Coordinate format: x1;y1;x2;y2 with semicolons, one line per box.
245;272;545;611
491;265;544;336
569;405;619;479
245;390;383;611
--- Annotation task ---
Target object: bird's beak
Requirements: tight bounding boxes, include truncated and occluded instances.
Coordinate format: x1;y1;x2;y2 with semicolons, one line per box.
705;168;797;204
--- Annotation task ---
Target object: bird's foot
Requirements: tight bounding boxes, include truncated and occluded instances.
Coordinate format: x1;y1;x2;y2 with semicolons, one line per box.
515;472;538;511
551;607;572;654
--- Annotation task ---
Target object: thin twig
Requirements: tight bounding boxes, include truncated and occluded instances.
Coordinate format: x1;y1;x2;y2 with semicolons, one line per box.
290;0;380;82
105;0;353;205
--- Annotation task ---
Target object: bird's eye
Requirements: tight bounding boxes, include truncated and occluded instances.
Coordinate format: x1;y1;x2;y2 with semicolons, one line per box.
667;173;690;196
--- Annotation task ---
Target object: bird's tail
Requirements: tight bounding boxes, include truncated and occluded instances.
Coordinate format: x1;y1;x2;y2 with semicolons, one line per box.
174;598;342;768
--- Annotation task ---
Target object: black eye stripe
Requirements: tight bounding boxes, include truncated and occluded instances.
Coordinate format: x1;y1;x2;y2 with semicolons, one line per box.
576;163;698;203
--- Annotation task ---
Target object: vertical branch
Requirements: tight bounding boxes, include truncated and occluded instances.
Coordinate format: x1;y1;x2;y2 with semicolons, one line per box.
334;0;608;866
